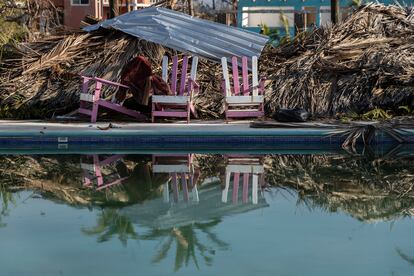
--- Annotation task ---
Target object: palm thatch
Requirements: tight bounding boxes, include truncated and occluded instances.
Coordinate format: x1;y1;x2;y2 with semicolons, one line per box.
0;30;166;118
0;4;413;120
261;4;414;117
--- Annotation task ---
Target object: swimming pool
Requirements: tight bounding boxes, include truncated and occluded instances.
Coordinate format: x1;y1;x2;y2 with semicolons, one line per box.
0;149;413;275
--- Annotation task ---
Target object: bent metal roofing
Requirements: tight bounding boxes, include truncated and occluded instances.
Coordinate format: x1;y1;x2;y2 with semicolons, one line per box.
84;7;268;66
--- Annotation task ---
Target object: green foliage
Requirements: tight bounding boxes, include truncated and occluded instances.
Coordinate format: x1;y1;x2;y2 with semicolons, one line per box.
362;108;392;120
259;12;291;47
398;105;413;114
339;105;414;122
350;0;363;8
280;13;290;37
0;4;28;58
259;23;280;46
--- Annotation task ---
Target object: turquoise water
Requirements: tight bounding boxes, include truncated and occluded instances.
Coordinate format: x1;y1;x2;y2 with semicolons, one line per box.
0;152;413;275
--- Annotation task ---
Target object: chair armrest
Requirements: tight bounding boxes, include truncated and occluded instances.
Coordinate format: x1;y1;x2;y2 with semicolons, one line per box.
93;77;129;89
80;75;93;80
80;75;93;93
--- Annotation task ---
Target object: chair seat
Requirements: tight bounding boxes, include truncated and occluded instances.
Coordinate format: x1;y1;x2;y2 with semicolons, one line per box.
80;93;95;103
226;164;264;174
226;95;263;104
152;95;189;104
153;164;191;173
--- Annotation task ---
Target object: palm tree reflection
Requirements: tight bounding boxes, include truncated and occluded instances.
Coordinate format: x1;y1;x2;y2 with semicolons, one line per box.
0;185;15;228
81;153;267;271
81;209;138;246
143;219;229;271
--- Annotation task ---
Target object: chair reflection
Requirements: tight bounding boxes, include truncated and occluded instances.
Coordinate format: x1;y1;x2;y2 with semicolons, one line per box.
152;154;199;204
222;155;264;205
81;154;128;190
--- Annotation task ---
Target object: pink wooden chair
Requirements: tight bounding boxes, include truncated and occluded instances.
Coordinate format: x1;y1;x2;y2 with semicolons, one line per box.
221;56;266;121
78;76;144;123
81;154;128;191
152;55;199;123
221;155;264;204
152;154;198;203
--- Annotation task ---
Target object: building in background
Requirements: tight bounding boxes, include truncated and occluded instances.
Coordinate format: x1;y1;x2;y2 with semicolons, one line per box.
63;0;155;28
237;0;412;36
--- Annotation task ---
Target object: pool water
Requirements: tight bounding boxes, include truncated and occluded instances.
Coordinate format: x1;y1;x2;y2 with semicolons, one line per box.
0;151;413;275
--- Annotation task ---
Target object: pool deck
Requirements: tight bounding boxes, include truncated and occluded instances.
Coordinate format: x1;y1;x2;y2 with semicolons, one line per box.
0;120;413;152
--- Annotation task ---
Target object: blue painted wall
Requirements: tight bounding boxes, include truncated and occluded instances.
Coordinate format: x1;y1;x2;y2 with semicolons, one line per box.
237;0;412;37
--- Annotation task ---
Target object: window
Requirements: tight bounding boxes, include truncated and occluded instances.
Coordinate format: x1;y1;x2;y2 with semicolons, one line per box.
242;7;294;28
319;6;331;26
319;6;352;25
303;6;317;27
71;0;89;5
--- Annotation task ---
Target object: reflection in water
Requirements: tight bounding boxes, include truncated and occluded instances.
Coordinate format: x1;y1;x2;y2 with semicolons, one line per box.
0;150;413;273
81;209;138;246
81;153;268;269
396;247;414;266
81;155;128;190
265;152;414;222
142;219;229;271
0;186;14;228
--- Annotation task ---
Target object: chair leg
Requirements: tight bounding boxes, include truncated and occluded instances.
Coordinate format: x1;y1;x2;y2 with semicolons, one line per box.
91;103;99;123
151;102;155;123
225;103;229;124
187;103;190;123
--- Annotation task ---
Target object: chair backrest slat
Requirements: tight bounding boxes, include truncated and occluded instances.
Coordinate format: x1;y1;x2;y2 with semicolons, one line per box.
179;56;189;96
242;173;249;203
252;174;258;204
162;55;198;96
221;57;231;97
190;56;198;80
162;56;168;82
242;57;249;95
232;172;240;203
252;56;259;96
231;57;240;95
222;56;260;97
171;172;179;202
171;56;179;95
181;172;189;201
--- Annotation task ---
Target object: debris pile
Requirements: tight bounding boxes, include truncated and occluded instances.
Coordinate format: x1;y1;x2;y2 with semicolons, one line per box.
0;28;225;119
0;4;413;119
0;31;165;118
262;4;414;117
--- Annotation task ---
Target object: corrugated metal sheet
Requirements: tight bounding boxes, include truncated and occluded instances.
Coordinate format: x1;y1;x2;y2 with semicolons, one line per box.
84;7;268;65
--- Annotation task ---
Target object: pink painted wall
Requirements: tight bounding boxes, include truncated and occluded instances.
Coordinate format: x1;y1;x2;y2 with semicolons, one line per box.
63;0;98;29
63;0;153;29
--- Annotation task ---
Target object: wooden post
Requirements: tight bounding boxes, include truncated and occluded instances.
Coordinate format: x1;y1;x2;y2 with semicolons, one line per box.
187;0;194;16
331;0;340;24
232;0;237;26
109;0;115;18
